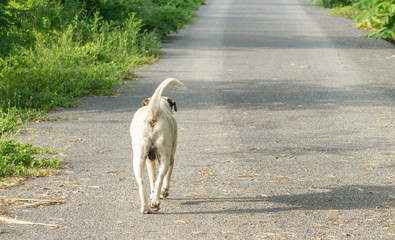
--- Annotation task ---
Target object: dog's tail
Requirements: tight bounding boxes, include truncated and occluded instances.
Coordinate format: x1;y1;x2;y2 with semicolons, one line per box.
147;78;185;120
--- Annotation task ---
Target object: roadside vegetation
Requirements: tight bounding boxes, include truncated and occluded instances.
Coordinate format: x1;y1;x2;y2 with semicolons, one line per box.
313;0;395;41
0;0;204;179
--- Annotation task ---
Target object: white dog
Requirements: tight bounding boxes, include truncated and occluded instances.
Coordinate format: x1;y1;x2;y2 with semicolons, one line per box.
130;78;185;214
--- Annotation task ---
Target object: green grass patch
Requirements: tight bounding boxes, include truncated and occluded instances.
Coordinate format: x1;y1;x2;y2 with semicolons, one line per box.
329;6;363;19
0;106;50;137
0;106;58;180
0;139;59;177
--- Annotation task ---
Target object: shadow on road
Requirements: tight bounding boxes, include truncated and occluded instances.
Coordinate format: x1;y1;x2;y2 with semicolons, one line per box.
64;77;393;116
180;79;394;111
165;185;394;214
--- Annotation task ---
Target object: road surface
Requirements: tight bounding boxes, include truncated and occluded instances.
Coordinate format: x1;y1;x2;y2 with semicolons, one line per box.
1;0;394;239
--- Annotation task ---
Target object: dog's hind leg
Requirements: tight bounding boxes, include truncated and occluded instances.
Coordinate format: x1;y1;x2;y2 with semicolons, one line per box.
161;155;174;198
151;154;171;212
146;159;156;199
133;150;151;214
161;138;177;198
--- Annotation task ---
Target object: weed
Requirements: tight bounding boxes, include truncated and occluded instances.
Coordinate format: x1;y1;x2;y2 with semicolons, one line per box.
0;138;59;177
329;6;363;19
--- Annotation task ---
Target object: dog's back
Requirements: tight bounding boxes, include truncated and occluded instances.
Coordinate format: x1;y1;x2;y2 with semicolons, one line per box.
131;98;178;160
131;78;185;159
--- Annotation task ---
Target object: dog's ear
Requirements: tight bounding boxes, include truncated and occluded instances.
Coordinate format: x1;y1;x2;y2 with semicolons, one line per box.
166;98;177;112
142;98;151;107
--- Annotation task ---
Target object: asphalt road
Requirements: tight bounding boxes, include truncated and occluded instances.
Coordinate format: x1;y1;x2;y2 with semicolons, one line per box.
1;0;394;239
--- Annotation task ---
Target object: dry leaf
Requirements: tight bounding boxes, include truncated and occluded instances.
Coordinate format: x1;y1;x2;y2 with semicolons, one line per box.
322;177;338;181
310;188;331;193
285;182;300;185
237;175;252;178
185;194;202;198
173;220;188;224
366;191;380;194
70;138;81;143
361;163;378;166
274;176;289;180
199;171;215;176
0;177;25;189
104;171;124;175
222;230;248;234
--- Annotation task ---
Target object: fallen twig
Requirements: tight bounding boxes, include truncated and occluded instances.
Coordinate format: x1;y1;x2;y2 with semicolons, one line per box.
0;216;59;228
0;196;65;211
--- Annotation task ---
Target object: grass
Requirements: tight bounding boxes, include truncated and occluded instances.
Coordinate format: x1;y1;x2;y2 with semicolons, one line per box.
0;106;50;136
0;139;59;177
328;6;363;19
0;107;59;182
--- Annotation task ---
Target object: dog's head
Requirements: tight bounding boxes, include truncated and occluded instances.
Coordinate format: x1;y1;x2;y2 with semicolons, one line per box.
142;97;178;112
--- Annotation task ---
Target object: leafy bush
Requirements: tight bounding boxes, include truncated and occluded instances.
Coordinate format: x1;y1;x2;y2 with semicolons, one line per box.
1;13;161;111
99;0;204;38
313;0;361;8
313;0;394;40
0;0;35;57
352;0;395;39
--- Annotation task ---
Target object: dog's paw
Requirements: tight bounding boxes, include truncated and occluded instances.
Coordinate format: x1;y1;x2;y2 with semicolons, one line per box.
160;188;169;198
141;208;152;214
151;202;160;212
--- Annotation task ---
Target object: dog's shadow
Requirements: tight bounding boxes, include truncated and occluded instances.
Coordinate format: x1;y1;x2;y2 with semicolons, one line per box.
164;185;394;214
